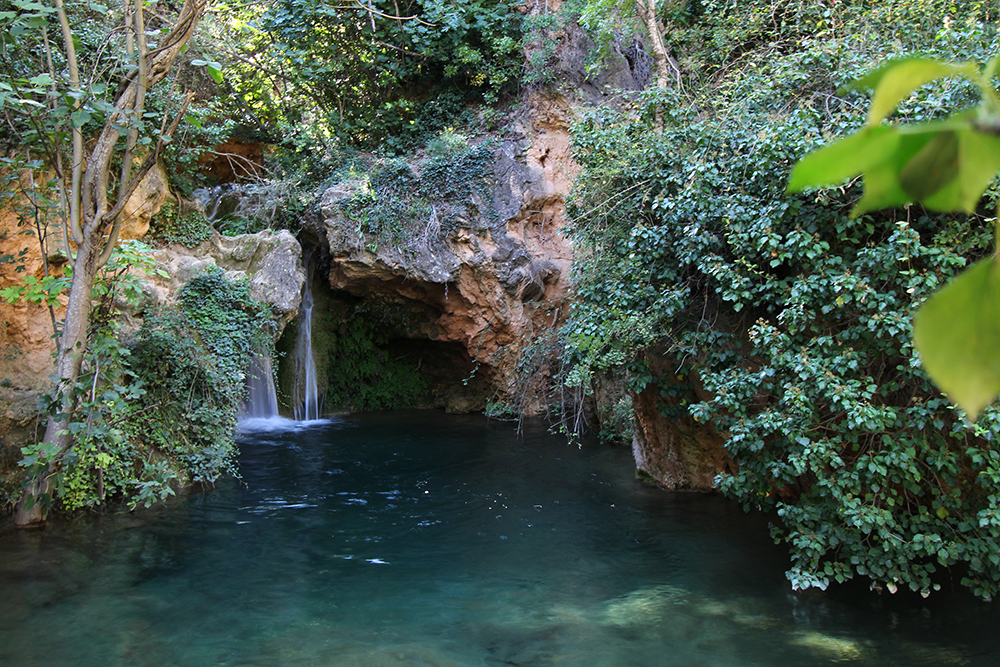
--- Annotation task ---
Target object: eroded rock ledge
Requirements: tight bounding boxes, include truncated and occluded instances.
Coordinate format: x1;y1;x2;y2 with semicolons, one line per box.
317;132;575;411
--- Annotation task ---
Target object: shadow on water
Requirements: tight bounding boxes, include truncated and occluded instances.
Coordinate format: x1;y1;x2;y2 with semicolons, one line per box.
2;410;999;666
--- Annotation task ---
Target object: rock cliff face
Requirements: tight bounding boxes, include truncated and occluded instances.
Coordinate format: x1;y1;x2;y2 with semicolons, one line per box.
0;160;176;390
630;352;729;491
0;214;303;473
317;110;576;410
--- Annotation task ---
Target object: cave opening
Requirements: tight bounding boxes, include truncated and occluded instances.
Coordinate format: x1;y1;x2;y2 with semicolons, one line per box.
275;283;492;415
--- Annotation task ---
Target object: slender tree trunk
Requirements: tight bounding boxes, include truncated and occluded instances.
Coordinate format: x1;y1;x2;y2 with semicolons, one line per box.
634;0;673;90
13;0;207;527
13;234;102;525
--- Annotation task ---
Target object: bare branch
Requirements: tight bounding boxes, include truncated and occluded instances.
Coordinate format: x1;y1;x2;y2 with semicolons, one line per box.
97;91;194;266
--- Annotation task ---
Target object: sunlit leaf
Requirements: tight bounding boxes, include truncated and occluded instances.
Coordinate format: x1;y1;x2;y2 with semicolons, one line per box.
899;130;959;200
787;126;897;192
850;128;935;215
941;128;1000;212
206;63;223;84
848;58;978;126
913;258;1000;421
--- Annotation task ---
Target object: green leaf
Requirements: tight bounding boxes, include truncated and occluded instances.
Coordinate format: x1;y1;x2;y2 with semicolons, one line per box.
206;63;223;84
938;128;1000;212
851;128;935;215
69;109;91;128
913;258;1000;421
848;58;978;127
899;129;959;201
787;126;897;192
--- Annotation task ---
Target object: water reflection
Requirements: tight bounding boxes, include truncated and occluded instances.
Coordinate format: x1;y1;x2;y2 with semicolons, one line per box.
1;411;998;666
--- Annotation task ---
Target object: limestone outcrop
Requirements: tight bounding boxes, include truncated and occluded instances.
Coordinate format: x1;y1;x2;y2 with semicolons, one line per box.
139;229;305;327
317;130;575;410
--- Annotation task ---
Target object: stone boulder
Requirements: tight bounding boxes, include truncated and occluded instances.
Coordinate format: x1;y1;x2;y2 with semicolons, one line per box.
139;229;305;331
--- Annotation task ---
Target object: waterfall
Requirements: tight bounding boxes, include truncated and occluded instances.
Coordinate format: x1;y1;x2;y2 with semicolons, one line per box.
192;185;226;221
240;354;280;420
293;264;322;421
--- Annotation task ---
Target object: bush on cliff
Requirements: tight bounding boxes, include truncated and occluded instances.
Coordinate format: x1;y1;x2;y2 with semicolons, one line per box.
565;1;1000;597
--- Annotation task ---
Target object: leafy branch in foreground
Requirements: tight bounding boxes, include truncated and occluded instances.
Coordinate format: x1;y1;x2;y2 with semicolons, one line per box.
789;54;1000;419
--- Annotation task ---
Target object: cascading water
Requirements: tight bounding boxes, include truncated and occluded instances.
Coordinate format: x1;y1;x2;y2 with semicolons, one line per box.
293;261;322;421
192;185;229;221
240;354;280;420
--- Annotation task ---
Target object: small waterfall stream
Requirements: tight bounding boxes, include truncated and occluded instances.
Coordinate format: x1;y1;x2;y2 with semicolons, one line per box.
293;261;322;421
240;251;322;424
240;354;280;420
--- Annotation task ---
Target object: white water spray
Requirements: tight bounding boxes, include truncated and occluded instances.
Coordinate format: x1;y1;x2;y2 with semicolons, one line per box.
293;263;322;421
240;354;280;420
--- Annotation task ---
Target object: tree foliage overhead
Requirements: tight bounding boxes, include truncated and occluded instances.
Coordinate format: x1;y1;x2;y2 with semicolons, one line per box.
566;0;1000;598
205;0;523;157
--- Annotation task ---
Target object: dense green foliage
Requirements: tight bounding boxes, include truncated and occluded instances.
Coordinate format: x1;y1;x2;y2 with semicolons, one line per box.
0;0;225;188
323;307;430;412
204;0;522;173
566;1;1000;597
789;55;1000;419
21;262;273;511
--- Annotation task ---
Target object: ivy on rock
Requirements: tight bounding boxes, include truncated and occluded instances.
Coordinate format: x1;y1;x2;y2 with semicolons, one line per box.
565;3;1000;599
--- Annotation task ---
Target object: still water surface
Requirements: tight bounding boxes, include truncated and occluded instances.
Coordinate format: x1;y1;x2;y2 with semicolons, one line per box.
2;411;999;666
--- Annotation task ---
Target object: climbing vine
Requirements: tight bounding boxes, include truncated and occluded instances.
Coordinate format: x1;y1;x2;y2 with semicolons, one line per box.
126;267;273;487
566;3;1000;598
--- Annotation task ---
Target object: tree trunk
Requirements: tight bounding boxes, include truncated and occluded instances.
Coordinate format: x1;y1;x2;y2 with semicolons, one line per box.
13;233;102;525
13;0;207;527
633;0;680;90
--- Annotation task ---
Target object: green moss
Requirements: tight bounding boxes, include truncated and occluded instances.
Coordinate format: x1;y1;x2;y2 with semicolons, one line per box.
151;202;213;248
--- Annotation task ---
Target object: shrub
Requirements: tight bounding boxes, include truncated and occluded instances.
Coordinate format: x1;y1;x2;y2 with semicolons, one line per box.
565;8;1000;598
